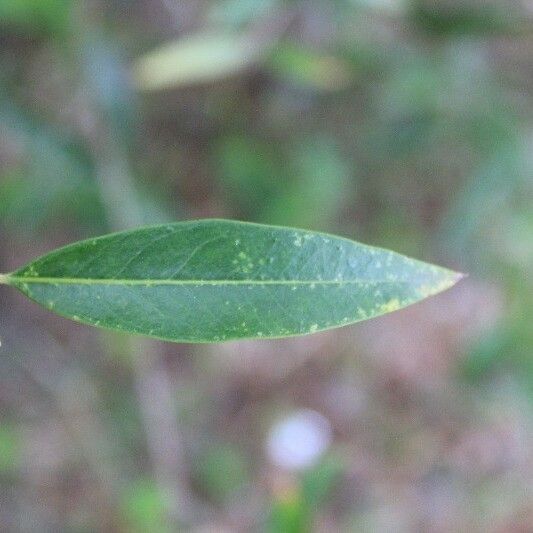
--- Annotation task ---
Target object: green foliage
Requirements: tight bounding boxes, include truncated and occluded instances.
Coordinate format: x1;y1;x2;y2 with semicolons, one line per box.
301;456;344;509
0;424;20;473
268;43;353;91
215;136;351;229
266;457;344;532
411;0;519;36
215;135;282;216
266;488;310;533
2;220;461;343
261;138;352;229
121;479;170;533
193;442;250;503
0;0;72;36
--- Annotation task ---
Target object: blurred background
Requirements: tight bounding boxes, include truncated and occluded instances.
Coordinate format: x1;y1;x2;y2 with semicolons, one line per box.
1;0;532;531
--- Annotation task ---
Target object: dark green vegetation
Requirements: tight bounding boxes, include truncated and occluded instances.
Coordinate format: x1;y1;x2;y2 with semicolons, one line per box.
2;220;461;342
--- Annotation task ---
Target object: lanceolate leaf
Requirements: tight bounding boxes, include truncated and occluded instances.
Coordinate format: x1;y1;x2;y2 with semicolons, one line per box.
133;33;260;91
1;220;462;342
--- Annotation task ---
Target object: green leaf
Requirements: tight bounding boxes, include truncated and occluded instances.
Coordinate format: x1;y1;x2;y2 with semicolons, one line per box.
2;220;462;343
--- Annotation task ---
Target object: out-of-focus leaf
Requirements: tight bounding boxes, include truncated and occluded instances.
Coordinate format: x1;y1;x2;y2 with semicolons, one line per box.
301;456;344;508
0;0;72;36
266;486;310;533
0;424;20;473
411;0;522;36
261;138;352;230
269;43;353;91
133;33;261;91
373;57;442;157
215;135;283;214
193;443;250;502
217;136;352;230
460;327;511;382
4;220;462;343
0;105;105;233
121;479;170;533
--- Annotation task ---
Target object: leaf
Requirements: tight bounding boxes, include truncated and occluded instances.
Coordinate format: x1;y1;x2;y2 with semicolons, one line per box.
132;33;260;91
2;220;463;343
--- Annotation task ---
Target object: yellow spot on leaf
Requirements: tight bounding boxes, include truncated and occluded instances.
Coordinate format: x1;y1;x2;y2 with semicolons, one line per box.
380;298;401;313
417;273;462;299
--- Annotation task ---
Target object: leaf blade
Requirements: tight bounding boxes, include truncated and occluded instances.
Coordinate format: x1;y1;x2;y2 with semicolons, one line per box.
6;220;462;343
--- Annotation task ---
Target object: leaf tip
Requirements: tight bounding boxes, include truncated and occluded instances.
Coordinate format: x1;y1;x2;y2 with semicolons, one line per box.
416;268;466;299
451;270;468;284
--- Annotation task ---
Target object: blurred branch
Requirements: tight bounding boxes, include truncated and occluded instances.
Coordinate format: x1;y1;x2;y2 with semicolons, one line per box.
68;4;208;527
87;96;201;528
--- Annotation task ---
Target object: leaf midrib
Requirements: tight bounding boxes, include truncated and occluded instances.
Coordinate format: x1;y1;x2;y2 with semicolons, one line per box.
7;276;410;286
